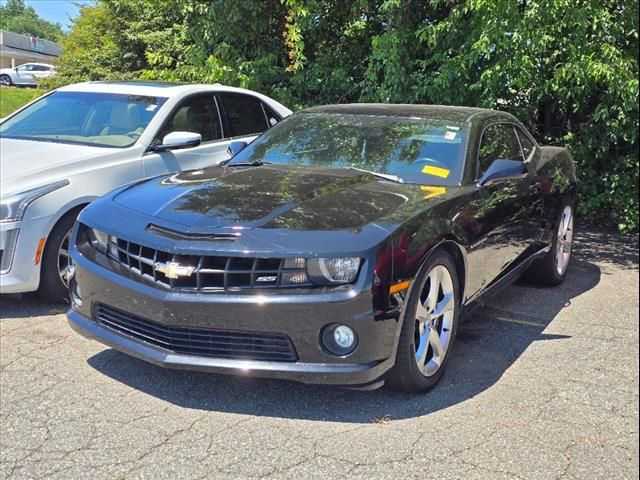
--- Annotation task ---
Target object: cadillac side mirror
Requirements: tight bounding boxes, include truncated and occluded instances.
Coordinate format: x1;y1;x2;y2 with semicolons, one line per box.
477;159;525;187
227;141;248;157
152;131;201;152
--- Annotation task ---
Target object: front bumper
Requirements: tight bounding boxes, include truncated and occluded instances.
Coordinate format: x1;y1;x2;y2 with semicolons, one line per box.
0;217;49;294
68;250;400;387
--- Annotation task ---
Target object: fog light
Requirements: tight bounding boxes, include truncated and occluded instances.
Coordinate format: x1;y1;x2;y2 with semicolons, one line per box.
322;324;357;356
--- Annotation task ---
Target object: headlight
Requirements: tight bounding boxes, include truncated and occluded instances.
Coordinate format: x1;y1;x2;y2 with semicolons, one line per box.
280;257;311;285
87;227;109;254
0;180;69;223
77;224;113;255
307;257;361;285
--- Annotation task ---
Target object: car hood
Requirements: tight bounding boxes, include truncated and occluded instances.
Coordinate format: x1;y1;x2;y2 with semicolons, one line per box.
113;164;456;234
0;137;136;194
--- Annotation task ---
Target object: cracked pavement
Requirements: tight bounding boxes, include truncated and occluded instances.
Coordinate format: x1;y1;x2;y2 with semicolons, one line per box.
1;229;638;479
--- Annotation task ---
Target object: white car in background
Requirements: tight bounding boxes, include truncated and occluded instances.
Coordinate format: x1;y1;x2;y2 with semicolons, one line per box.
0;63;56;87
0;81;291;300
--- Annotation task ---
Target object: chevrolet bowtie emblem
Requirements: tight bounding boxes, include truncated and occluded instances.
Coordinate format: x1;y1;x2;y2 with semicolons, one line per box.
153;261;195;279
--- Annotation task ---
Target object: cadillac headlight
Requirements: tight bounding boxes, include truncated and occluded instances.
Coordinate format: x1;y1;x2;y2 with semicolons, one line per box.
307;257;361;285
0;180;69;223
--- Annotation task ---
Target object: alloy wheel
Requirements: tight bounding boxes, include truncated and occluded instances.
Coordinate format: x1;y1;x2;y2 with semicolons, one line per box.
414;264;455;377
57;230;73;287
0;75;11;87
556;205;574;275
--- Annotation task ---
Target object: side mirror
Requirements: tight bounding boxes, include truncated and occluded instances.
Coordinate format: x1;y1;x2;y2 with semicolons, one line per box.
152;131;201;152
477;159;525;187
227;141;248;157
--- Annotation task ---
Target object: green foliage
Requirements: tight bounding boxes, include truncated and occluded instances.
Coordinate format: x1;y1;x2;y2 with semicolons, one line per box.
405;0;639;233
0;0;64;41
50;0;639;232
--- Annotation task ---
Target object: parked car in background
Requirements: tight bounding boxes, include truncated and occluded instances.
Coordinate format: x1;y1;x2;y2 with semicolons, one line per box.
0;63;55;87
67;104;577;393
0;81;291;301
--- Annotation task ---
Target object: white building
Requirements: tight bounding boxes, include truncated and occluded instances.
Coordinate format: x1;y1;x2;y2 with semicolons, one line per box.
0;30;62;69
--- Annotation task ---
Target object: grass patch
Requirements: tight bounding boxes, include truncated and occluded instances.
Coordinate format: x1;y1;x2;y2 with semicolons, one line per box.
0;87;43;118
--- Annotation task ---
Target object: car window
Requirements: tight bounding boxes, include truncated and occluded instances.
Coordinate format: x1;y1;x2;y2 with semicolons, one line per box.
17;64;34;72
515;127;535;160
157;93;222;143
218;93;269;138
0;91;167;148
477;124;524;178
229;113;469;186
262;103;281;127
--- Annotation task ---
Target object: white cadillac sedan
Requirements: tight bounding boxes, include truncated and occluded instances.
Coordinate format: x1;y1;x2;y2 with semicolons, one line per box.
0;81;291;300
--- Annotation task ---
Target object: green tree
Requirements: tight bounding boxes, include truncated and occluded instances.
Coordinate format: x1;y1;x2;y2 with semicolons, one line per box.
404;0;639;232
50;0;187;84
0;0;64;41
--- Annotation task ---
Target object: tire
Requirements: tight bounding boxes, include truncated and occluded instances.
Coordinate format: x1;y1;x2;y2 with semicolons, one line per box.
387;250;460;393
37;212;79;303
0;74;12;87
524;200;575;286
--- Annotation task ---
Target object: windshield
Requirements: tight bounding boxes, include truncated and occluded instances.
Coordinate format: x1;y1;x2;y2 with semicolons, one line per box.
228;113;468;185
0;91;167;148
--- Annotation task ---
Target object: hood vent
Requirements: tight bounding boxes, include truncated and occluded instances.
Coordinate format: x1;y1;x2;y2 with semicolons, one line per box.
146;224;241;241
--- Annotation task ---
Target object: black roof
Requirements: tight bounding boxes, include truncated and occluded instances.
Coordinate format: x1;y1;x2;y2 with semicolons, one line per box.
301;103;504;123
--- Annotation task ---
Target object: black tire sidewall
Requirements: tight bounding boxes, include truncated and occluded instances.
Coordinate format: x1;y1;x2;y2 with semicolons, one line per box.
390;250;460;393
37;214;77;302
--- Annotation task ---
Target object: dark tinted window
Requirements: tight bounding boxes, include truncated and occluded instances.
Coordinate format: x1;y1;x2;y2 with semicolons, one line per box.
477;124;524;177
218;93;268;137
262;103;281;127
515;127;534;159
159;94;221;143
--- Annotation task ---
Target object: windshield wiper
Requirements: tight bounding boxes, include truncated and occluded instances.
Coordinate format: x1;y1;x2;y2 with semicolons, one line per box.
225;159;271;167
346;167;404;183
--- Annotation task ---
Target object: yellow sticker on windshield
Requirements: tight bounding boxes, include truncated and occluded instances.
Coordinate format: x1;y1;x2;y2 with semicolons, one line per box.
422;165;450;178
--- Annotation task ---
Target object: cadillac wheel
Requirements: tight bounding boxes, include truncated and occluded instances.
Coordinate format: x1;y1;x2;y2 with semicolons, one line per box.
389;251;460;393
57;230;73;288
37;212;79;302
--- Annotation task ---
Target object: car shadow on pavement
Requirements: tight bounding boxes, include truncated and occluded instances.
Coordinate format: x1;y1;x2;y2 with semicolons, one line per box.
0;293;67;319
86;256;601;423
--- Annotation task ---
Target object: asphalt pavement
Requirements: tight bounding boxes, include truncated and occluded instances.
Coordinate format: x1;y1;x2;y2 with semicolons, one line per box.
1;228;638;480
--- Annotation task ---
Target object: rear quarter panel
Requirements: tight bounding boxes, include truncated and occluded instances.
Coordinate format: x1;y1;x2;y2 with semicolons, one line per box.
535;146;578;243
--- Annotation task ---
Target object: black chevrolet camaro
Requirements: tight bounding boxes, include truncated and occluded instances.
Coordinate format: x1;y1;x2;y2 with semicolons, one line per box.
67;104;577;393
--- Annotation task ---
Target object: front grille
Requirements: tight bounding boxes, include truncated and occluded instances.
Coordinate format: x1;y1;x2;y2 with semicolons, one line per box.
108;236;312;291
95;304;298;362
